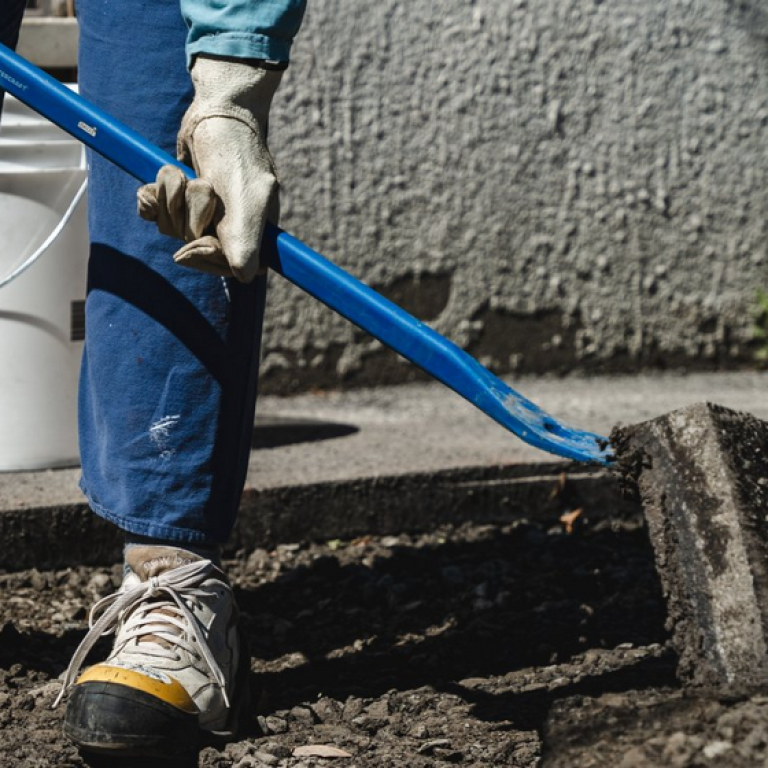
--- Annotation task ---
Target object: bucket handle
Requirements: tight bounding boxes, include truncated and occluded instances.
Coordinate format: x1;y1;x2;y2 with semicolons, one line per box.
0;177;87;290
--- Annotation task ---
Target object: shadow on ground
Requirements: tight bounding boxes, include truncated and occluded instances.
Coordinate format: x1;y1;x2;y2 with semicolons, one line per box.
232;518;672;716
251;415;359;450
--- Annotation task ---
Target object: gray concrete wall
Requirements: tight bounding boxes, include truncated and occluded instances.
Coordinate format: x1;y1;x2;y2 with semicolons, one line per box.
263;0;768;392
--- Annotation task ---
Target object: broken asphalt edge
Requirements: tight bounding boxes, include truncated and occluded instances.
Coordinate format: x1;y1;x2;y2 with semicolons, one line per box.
612;401;768;695
0;461;637;572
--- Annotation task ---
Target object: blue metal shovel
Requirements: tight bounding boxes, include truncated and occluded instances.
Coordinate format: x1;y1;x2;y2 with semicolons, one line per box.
0;43;612;465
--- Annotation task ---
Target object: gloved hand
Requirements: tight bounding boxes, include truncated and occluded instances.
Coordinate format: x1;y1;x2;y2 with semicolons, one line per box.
137;55;283;283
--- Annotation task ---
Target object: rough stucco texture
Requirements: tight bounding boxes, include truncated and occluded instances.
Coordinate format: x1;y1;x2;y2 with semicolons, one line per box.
262;0;768;393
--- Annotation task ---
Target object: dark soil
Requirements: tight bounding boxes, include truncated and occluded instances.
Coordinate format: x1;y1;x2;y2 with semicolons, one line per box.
1;513;766;766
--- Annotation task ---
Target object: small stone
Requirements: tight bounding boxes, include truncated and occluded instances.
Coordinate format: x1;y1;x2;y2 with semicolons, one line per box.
351;714;388;733
252;751;280;766
29;570;47;591
234;758;261;768
247;548;271;570
619;747;648;767
418;739;451;754
312;697;343;723
88;572;112;591
264;715;288;734
260;742;292;759
342;697;365;723
703;740;732;759
227;743;254;762
290;705;317;726
364;699;390;719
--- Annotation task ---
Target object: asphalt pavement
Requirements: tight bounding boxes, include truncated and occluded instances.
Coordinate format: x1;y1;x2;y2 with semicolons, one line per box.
1;371;767;569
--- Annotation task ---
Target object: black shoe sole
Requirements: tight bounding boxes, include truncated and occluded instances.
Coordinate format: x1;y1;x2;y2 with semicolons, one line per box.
65;632;252;759
64;680;199;758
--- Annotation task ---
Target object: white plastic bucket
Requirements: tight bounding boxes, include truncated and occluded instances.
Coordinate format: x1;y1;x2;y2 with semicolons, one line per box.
0;89;88;470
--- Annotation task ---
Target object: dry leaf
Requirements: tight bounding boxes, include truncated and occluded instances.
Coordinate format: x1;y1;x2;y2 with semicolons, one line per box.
293;744;353;759
560;508;583;534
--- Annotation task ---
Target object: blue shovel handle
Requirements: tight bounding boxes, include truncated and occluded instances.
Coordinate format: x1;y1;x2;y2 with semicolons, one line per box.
0;44;612;465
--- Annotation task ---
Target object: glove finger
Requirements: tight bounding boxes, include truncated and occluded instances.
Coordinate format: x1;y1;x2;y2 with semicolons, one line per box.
224;176;276;283
137;183;160;222
173;236;233;277
192;118;277;284
185;178;217;241
155;165;188;239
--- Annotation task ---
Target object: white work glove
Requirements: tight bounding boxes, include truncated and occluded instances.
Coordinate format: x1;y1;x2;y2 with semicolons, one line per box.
137;55;283;283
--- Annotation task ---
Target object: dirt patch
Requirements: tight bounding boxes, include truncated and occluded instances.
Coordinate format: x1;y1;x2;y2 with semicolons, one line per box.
0;513;765;766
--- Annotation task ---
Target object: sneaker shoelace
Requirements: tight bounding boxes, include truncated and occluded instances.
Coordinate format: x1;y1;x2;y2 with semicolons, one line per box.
54;559;228;709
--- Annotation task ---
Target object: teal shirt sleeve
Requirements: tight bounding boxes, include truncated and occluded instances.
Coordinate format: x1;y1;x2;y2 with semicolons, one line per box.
181;0;307;67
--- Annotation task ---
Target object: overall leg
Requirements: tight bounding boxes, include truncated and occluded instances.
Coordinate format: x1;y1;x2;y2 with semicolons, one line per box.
61;0;268;754
77;0;266;545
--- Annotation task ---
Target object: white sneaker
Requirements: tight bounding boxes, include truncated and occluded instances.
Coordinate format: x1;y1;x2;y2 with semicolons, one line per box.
57;546;249;757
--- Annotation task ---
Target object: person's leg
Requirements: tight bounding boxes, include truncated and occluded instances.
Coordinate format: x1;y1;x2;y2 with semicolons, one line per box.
0;0;28;121
0;0;25;53
60;0;267;754
77;0;266;547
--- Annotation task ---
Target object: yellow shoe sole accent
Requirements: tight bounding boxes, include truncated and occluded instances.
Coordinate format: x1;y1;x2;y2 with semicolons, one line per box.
75;664;198;714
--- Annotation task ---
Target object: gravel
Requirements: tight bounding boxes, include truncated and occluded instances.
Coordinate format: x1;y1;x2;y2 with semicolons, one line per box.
1;510;766;766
